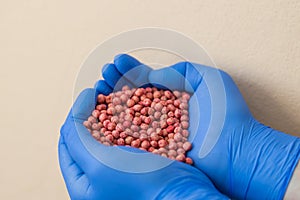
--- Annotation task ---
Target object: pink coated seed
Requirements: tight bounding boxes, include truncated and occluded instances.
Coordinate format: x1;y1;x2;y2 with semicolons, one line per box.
130;125;139;132
183;141;192;151
107;122;116;131
120;94;128;103
133;104;142;112
122;120;131;128
124;114;133;121
154;111;161;119
140;123;149;130
148;146;155;152
180;115;189;121
97;94;106;103
141;140;150;149
133;117;142;125
110;116;118;123
168;133;174;139
131;139;141;148
153;91;161;98
167;111;174;118
83;121;91;128
88;116;97;123
103;120;110;128
142;98;151;107
126;99;135;107
185;157;193;165
96;104;107;111
174;133;183;142
92;123;100;130
176;154;186;162
140;107;148;115
112;130;120;138
181;92;190;100
173;91;181;98
174;127;182;134
125;136;134;145
164;90;173;99
144;117;151;124
99;113;107;122
146;92;153;99
105;134;114;142
177;148;185;155
166;125;175;133
166;117;175;125
131;96;139;103
139;133;148;141
119;132;127;138
150;133;160;141
158;139;167;148
112;97;121;105
115;105;123;113
182;130;189;137
107;107;115;115
117;138;125;145
154;103;163;111
159;147;167;154
168;141;177;150
92;110;100;118
173;99;181;107
179;103;188;110
132;132;140;138
160;121;168;129
168;149;177;157
150;140;158;148
181;121;189;129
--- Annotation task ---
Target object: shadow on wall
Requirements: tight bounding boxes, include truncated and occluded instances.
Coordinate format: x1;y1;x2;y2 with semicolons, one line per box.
233;75;300;137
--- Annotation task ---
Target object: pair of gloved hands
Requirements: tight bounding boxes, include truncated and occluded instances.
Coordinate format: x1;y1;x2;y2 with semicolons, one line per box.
59;54;300;200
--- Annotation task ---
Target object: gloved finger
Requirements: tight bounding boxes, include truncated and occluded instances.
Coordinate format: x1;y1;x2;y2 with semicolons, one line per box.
58;136;90;192
114;54;152;87
148;62;207;93
102;63;134;89
94;80;113;95
61;88;109;175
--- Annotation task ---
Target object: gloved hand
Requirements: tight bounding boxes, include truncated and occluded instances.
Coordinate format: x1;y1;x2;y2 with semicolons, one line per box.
148;59;300;199
59;76;228;199
102;54;300;199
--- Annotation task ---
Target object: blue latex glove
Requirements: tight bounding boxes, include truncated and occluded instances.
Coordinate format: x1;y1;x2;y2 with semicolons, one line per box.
59;82;228;199
146;59;300;199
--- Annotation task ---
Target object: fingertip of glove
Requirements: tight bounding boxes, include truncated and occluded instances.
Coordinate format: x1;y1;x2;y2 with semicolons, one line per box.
114;53;127;62
94;80;112;95
102;63;115;75
114;54;141;67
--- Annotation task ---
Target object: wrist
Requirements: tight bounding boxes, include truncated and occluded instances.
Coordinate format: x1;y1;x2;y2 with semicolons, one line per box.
155;172;228;200
249;121;300;199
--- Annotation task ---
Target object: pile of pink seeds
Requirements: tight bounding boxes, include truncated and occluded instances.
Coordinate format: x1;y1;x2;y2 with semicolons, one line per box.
83;85;193;165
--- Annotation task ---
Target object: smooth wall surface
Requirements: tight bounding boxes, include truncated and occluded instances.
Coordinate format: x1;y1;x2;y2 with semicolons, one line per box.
0;0;299;199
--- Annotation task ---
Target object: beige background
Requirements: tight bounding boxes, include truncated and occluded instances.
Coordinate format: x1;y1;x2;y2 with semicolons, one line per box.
0;0;299;199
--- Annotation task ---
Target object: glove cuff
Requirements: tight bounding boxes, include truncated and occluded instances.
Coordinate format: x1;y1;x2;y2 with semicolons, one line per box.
248;121;300;199
155;175;229;200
